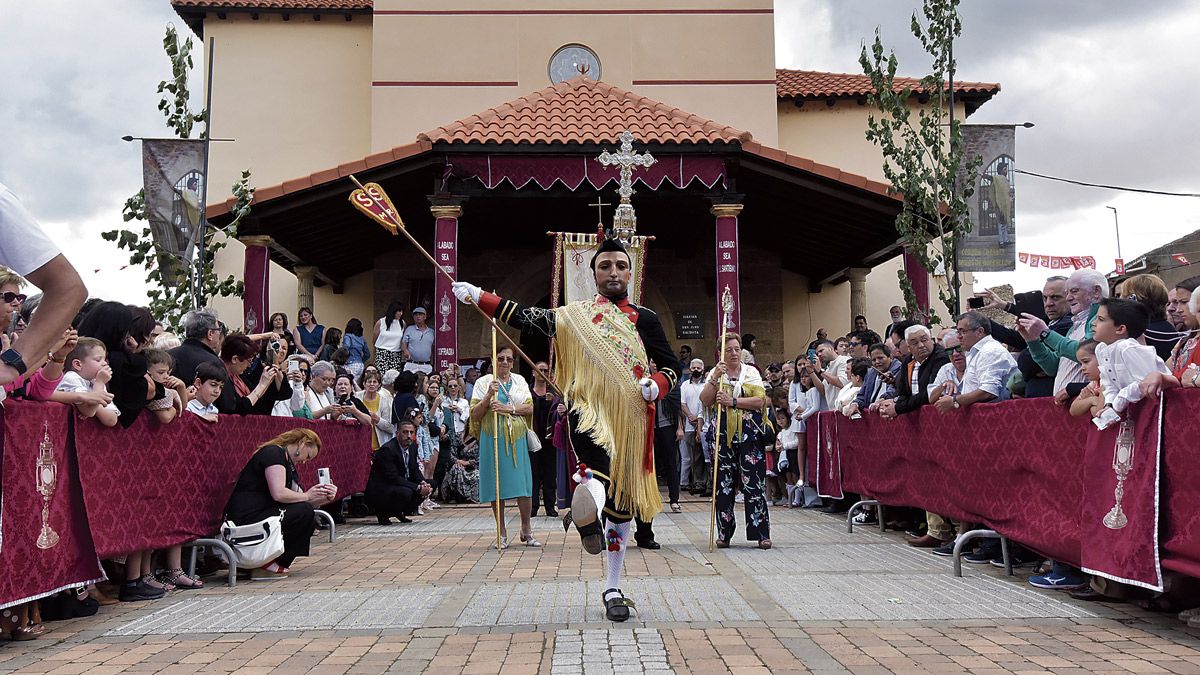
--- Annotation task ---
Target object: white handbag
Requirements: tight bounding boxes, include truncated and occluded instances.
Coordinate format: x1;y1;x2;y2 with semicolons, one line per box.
525;427;543;453
221;513;285;568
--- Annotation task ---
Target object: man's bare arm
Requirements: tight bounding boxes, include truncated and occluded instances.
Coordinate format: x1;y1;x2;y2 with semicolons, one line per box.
1;255;85;383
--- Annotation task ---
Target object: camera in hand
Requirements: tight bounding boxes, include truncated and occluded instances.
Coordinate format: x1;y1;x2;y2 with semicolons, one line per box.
968;296;985;309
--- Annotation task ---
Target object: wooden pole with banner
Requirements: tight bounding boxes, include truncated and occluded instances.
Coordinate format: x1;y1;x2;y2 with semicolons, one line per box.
709;286;733;552
348;176;562;399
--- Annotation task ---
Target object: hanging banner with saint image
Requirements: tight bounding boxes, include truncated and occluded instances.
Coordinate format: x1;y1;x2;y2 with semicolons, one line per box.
560;232;649;305
958;125;1017;272
141;139;206;287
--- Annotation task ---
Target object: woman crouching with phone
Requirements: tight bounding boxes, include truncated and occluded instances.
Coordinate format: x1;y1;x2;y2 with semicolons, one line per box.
224;428;338;580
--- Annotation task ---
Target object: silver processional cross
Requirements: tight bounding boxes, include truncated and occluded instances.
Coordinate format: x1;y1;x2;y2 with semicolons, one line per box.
597;130;656;243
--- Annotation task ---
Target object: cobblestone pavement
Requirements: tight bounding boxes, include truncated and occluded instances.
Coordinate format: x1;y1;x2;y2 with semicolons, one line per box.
4;498;1200;674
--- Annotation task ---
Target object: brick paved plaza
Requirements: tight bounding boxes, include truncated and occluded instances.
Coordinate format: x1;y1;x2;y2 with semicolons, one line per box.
3;499;1200;674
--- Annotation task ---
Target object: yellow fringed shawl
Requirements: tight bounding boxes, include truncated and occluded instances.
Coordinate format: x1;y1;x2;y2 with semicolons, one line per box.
467;374;534;469
709;367;773;442
554;299;662;521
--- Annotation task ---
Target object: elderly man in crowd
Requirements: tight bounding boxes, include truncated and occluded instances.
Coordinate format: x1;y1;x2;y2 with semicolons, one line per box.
934;311;1017;413
878;325;947;420
1016;268;1108;399
170;308;225;385
977;276;1073;398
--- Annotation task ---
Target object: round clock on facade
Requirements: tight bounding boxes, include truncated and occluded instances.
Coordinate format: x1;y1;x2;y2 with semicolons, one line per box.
549;44;601;84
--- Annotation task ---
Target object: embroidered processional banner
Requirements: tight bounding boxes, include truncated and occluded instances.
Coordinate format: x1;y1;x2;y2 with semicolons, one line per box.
559;232;649;305
1081;396;1163;591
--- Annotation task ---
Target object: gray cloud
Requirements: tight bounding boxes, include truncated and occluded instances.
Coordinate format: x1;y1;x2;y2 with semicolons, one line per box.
777;1;1200;223
0;1;195;226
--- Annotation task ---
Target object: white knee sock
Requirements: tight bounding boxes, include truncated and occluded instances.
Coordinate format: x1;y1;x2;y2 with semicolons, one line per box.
604;519;631;592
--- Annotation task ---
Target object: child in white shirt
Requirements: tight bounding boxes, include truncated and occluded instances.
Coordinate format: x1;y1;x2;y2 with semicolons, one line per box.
186;362;224;423
1091;298;1170;429
52;337;119;426
143;348;189;424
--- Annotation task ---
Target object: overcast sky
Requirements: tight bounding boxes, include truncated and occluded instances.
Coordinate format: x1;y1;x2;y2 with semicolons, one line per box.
3;1;1199;304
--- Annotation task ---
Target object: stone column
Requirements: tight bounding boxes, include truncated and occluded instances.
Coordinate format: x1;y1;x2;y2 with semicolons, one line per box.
239;235;272;333
295;265;317;313
847;267;870;332
429;203;463;373
711;202;744;338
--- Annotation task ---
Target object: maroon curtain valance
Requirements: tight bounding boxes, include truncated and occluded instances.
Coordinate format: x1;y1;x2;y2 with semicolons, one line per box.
448;154;726;192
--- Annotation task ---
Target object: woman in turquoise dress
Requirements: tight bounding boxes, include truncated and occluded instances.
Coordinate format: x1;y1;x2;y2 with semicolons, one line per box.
470;345;540;548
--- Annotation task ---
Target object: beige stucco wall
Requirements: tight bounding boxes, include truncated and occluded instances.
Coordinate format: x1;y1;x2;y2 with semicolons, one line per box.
202;13;372;195
200;13;373;332
199;6;979;353
369;0;777;146
776;98;974;352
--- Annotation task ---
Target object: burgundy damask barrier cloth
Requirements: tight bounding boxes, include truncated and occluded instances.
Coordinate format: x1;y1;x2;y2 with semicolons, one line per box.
812;413;843;499
75;413;372;558
1080;397;1163;590
448;154;725;192
808;390;1200;580
0;402;105;610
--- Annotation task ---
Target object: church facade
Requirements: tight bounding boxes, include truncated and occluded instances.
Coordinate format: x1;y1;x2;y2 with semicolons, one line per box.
173;0;999;364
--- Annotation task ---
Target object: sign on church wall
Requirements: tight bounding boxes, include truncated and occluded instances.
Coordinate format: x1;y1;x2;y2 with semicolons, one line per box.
676;312;705;340
958;124;1017;272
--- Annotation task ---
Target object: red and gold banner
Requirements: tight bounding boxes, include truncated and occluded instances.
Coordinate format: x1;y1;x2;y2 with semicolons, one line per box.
432;209;459;372
713;205;742;336
813;413;843;499
242;239;270;333
1081;398;1163;591
1;403;105;610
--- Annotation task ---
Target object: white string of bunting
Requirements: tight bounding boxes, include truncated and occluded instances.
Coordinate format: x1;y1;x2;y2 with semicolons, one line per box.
1018;252;1096;270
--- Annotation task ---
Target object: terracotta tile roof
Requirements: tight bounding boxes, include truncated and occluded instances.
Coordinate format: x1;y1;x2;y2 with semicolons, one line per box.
740;140;898;203
208;79;905;218
775;68;999;101
418;76;753;146
171;0;371;9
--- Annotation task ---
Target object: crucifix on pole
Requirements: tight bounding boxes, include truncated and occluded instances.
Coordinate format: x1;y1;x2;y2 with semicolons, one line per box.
598;130;656;244
588;197;610;230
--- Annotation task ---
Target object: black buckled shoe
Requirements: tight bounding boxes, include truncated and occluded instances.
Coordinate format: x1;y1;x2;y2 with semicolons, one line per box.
603;588;633;622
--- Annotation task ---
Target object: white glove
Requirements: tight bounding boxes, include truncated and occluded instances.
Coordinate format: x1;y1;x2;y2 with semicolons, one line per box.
451;281;482;304
639;377;659;402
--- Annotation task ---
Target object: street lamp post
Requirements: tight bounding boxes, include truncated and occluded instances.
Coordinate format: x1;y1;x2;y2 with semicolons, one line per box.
1106;205;1123;261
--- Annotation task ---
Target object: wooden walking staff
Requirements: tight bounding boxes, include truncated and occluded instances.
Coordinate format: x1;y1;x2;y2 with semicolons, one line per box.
709;286;734;552
347;176;563;399
491;325;503;554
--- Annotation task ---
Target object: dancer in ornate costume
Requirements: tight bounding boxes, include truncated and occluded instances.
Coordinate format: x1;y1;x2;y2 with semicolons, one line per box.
452;236;679;621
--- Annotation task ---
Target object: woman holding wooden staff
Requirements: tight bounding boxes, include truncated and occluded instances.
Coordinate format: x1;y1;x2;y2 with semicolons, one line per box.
470;343;540;550
700;334;773;550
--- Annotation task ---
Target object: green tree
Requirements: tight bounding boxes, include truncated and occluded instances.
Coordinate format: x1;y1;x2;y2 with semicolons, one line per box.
859;0;981;326
102;25;252;330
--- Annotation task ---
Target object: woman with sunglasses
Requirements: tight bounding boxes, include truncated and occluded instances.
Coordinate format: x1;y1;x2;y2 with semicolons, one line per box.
0;268;76;405
470;345;539;548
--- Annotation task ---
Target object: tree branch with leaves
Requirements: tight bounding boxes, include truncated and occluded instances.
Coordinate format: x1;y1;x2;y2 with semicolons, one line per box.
859;0;981;326
102;24;253;331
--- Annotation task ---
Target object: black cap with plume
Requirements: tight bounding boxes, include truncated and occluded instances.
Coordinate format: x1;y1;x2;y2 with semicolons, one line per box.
589;230;631;270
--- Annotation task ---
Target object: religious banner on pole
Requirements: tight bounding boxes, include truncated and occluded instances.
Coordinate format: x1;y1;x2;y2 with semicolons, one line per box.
432;208;460;373
958;125;1017;272
560;232;648;304
141;139;206;286
241;238;270;334
1080;396;1164;591
713;205;743;336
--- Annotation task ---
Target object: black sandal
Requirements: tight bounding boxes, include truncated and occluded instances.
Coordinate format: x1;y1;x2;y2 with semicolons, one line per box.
603;588;633;622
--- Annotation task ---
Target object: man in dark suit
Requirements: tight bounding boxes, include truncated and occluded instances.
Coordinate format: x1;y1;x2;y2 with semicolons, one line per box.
169;308;225;385
366;417;432;524
878;325;949;419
